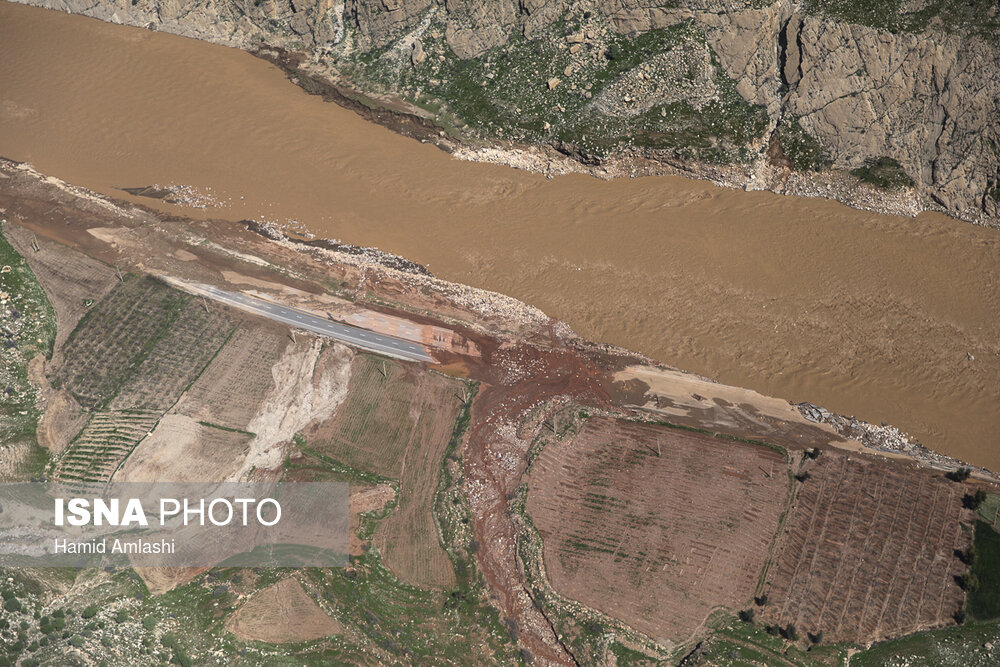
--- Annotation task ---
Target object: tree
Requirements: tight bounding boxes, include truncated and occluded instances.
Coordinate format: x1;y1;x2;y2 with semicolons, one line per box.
795;471;811;482
782;623;798;640
807;630;824;644
738;609;755;623
754;594;768;606
947;467;972;482
963;490;987;510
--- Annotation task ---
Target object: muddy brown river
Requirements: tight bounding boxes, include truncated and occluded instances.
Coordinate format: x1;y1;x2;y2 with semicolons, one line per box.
1;2;998;468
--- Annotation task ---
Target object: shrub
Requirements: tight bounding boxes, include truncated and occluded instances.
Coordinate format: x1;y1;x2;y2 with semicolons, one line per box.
81;604;99;619
3;598;22;613
851;156;913;190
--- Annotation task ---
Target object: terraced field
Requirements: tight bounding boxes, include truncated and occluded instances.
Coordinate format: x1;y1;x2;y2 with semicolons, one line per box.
50;276;237;485
760;453;972;644
526;417;792;643
52;409;161;487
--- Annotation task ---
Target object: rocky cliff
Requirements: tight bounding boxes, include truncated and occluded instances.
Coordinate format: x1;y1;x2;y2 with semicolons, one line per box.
15;0;1000;224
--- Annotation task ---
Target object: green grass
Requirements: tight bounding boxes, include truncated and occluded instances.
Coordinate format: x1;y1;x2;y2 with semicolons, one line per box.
969;521;1000;619
198;421;256;437
976;493;1000;529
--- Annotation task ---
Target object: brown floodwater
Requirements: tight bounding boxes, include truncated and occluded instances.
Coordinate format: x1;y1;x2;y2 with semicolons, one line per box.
1;2;998;468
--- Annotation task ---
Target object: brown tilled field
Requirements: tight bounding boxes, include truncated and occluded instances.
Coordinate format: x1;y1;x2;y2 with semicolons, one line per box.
305;354;462;588
526;417;792;644
305;355;455;477
115;414;252;482
226;577;343;643
759;452;972;644
177;323;289;431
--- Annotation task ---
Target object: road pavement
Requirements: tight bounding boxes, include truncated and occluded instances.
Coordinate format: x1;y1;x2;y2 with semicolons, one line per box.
164;278;434;363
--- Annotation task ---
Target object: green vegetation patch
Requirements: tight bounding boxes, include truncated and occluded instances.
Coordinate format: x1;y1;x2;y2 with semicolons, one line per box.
0;225;56;479
774;117;833;172
976;493;1000;529
853;617;1000;667
968;520;1000;620
851;156;914;190
347;18;768;163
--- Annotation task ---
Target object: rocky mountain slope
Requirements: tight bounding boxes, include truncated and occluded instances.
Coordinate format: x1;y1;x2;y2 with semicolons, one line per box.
14;0;1000;224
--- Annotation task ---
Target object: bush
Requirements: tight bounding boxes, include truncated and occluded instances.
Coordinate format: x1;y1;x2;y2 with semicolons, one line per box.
851;156;913;190
81;604;99;619
142;615;157;632
3;598;22;613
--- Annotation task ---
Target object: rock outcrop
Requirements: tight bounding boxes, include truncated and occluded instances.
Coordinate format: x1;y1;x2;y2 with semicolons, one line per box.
12;0;1000;224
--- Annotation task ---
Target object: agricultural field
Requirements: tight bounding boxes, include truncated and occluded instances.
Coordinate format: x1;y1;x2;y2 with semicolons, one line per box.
303;354;464;588
54;276;192;409
525;416;792;644
116;414;253;483
177;323;289;432
108;300;234;412
52;409;161;487
759;453;972;645
225;577;343;644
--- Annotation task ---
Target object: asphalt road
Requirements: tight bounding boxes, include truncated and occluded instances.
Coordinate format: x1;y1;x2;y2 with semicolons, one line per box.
174;280;434;363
